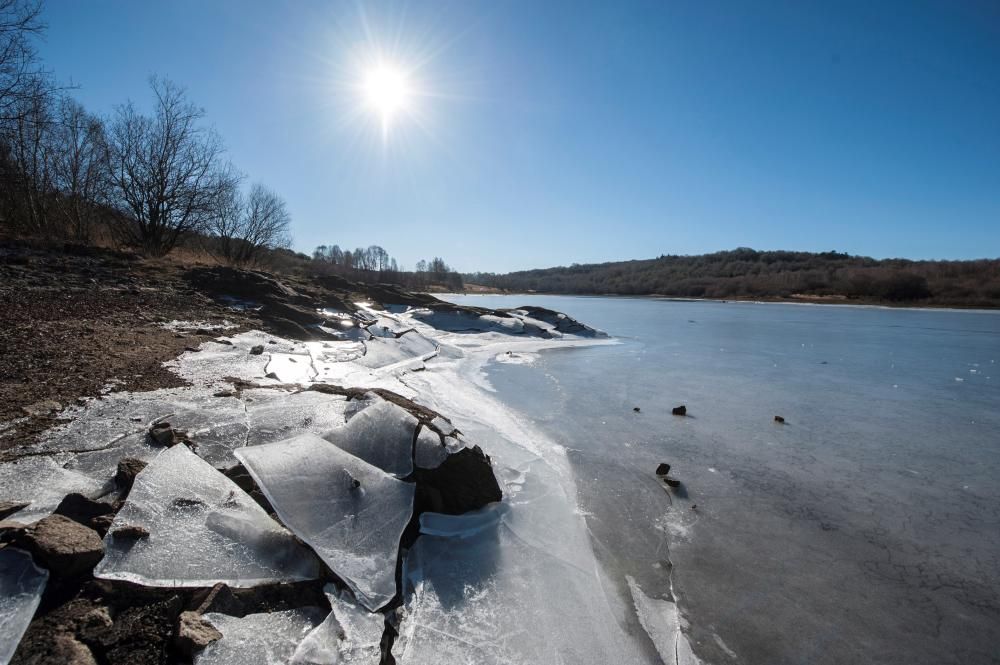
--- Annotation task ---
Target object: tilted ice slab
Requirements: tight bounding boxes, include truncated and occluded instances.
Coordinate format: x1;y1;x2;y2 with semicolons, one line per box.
0;456;105;524
197;607;327;665
94;444;320;587
235;434;415;610
324;399;419;477
244;389;350;448
354;332;437;371
0;548;48;664
290;584;385;665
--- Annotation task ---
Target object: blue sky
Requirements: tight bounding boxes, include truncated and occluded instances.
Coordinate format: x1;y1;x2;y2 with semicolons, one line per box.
40;0;1000;272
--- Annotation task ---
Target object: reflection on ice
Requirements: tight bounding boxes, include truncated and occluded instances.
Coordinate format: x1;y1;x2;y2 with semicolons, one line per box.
0;548;48;664
0;456;105;524
325;399;418;477
235;434;415;610
95;444;320;587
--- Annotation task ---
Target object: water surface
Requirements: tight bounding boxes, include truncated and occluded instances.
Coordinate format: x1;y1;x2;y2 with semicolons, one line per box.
446;295;1000;665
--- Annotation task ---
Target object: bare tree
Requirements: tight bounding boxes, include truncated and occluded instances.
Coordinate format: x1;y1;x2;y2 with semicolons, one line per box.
0;0;45;123
50;97;109;241
106;77;231;256
3;75;54;233
209;182;291;266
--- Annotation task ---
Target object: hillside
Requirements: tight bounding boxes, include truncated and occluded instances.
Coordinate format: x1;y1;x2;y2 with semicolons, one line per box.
465;248;1000;307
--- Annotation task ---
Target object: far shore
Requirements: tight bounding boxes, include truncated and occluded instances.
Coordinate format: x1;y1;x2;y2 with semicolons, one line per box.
433;290;1000;313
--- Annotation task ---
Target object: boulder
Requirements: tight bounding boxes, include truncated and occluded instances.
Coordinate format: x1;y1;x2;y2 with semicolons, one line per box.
0;500;29;520
13;632;99;665
671;405;687;416
92;595;183;665
174;611;222;657
249;344;265;356
412;445;502;515
114;458;147;493
54;494;114;526
633;407;641;413
148;423;175;446
774;415;785;423
655;463;671;476
192;583;243;617
110;525;149;540
663;477;681;488
15;514;104;577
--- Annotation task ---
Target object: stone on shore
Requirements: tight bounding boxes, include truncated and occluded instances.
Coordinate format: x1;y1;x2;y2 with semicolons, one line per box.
671;405;687;416
655;463;671;476
14;514;104;577
114;458;147;494
174;611;223;657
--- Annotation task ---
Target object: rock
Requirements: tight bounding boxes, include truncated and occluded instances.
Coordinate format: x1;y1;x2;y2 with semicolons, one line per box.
655;463;671;476
412;445;502;515
174;611;222;657
114;458;147;493
13;632;99;665
0;500;29;520
192;583;243;616
110;525;149;540
213;389;235;397
183;346;201;353
93;595;183;665
14;514;104;577
265;372;279;380
249;344;265;355
633;407;641;412
148;423;174;446
671;405;687;416
88;515;114;537
54;494;114;526
215;339;233;346
774;415;785;423
663;477;681;488
147;423;187;447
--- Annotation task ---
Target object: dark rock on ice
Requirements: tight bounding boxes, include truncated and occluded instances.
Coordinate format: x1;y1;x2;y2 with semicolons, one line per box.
672;405;687;416
14;514;104;577
0;500;29;520
110;525;150;540
249;344;265;355
663;477;681;488
633;407;641;412
413;445;502;515
655;463;671;476
54;493;114;526
174;611;222;657
114;458;147;494
774;415;785;423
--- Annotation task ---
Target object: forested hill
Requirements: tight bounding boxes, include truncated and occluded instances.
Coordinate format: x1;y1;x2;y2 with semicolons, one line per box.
464;248;1000;307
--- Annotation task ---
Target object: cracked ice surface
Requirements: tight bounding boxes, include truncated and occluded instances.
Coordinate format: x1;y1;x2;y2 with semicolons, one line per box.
290;584;384;665
0;456;105;524
235;434;415;610
197;607;327;665
243;389;349;447
0;548;48;664
394;466;648;665
325;398;418;477
94;444;320;587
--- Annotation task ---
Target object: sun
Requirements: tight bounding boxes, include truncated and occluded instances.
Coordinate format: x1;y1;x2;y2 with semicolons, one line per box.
363;65;412;121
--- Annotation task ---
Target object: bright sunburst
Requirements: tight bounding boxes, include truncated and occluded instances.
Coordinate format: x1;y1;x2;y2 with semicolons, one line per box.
363;65;411;118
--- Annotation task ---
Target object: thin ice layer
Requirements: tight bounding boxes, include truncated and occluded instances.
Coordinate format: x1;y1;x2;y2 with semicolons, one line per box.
197;607;327;665
413;426;448;470
355;332;437;370
235;434;415;610
0;456;105;524
394;463;650;665
291;584;384;664
325;399;418;477
94;444;320;587
0;548;48;664
244;389;349;447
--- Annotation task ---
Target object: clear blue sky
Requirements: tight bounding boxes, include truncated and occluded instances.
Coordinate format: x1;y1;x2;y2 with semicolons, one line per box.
39;0;1000;272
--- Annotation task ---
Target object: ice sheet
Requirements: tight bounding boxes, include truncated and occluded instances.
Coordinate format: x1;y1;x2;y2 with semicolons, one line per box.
290;584;384;665
243;389;350;447
235;434;415;610
325;399;418;477
0;456;105;524
413;426;449;470
197;607;326;665
94;444;320;587
0;548;48;665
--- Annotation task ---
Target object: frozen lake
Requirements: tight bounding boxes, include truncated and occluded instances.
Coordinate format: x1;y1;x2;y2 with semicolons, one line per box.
445;295;1000;664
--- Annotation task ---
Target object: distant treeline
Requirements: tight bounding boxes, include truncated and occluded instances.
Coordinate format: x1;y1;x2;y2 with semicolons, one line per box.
312;244;463;290
465;248;1000;307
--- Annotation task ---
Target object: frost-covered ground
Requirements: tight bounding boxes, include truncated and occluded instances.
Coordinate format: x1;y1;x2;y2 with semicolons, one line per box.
0;303;695;664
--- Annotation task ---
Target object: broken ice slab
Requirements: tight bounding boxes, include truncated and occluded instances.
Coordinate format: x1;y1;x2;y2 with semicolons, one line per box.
418;503;508;538
0;456;105;524
244;389;350;448
354;332;437;370
266;352;316;383
0;548;48;665
394;464;650;665
291;584;385;665
324;399;419;477
94;444;320;587
413;426;448;470
197;607;326;665
235;434;415;610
